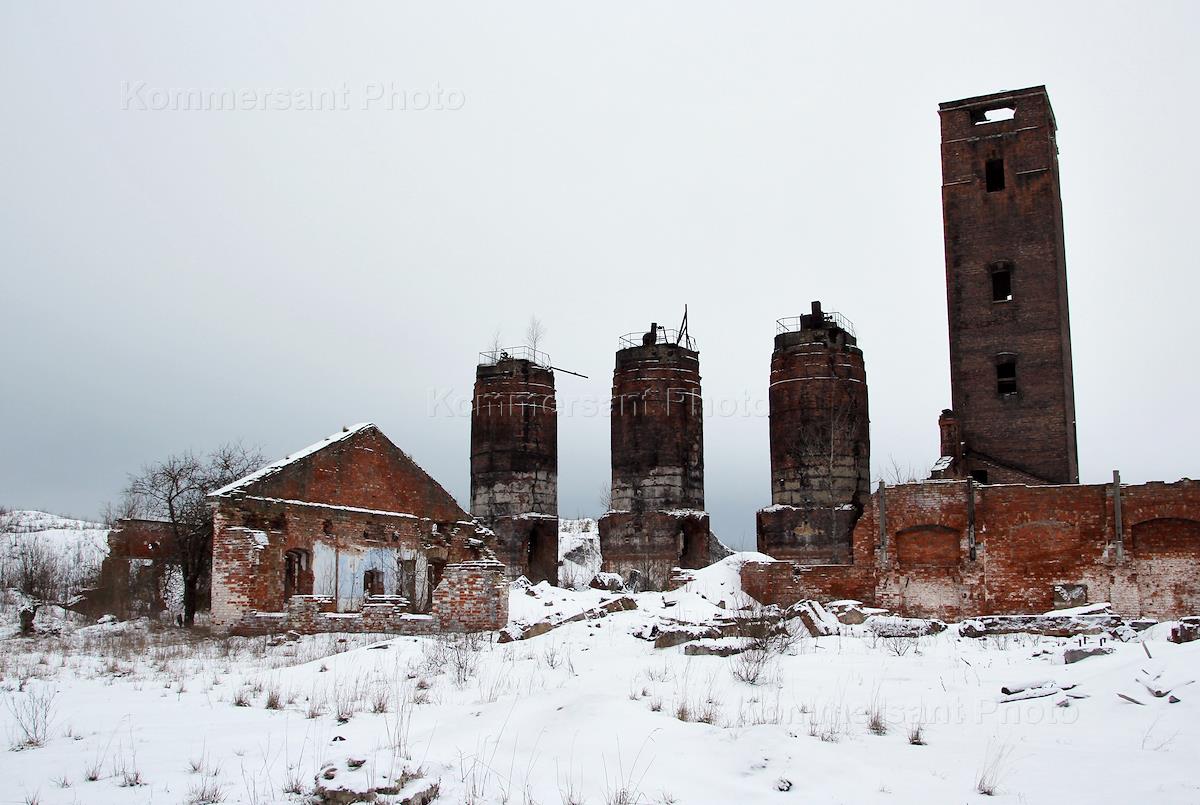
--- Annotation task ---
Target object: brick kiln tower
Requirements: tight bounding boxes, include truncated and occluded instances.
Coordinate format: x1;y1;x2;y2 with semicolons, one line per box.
756;302;870;563
935;86;1078;485
598;321;711;589
470;346;559;583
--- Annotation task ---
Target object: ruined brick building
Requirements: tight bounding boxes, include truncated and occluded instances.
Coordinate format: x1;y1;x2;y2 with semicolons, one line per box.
470;346;559;583
931;86;1078;485
599;322;717;588
75;518;192;619
208;423;508;635
757;301;870;564
745;86;1200;620
96;86;1196;628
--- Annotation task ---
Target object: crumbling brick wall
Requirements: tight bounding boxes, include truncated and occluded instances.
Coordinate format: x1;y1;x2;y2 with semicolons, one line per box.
230;556;510;636
745;478;1200;620
599;510;712;590
210;496;469;626
84;519;192;619
432;559;510;631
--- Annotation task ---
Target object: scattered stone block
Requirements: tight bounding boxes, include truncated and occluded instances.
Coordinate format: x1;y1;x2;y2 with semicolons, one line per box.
1064;646;1114;664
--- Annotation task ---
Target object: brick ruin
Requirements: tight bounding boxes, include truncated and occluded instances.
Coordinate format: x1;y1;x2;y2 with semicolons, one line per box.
757;302;870;563
743;478;1200;621
74;518;192;619
745;86;1200;620
470;346;559;584
91;86;1197;629
932;85;1078;485
599;322;716;589
208;423;508;635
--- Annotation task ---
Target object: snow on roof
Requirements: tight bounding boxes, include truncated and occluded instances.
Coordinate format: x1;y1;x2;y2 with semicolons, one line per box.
208;423;375;498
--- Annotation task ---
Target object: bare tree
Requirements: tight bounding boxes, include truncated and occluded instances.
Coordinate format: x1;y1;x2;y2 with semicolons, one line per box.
120;444;262;626
879;456;921;486
489;328;503;360
525;315;545;355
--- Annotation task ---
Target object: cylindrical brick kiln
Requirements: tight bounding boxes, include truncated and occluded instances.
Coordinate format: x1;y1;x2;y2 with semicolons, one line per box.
470;346;559;583
757;301;870;563
599;322;710;589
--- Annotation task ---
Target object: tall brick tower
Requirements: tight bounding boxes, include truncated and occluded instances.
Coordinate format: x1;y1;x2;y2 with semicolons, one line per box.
935;86;1078;485
470;346;559;583
757;302;870;563
598;321;711;589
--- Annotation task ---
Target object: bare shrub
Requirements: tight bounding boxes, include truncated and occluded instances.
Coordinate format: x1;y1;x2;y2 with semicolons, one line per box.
442;632;484;686
187;778;226;804
729;603;798;685
731;648;774;686
884;636;919;657
975;741;1013;796
907;720;926;745
370;685;390;714
866;703;888;736
4;684;56;749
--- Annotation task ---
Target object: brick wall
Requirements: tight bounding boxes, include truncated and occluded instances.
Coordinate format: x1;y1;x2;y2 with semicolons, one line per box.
744;478;1200;620
599;510;712;590
230;557;509;636
235;425;467;522
488;514;559;584
432;559;510;631
210;496;468;626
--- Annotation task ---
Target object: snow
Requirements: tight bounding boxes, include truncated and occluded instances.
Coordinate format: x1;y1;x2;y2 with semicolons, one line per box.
673;552;774;607
4;585;1199;804
1044;602;1113;617
240;495;419;520
557;518;601;589
4;522;1200;804
209;423;375;497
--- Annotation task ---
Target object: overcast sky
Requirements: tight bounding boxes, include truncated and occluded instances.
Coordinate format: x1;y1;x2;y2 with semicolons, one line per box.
2;2;1198;549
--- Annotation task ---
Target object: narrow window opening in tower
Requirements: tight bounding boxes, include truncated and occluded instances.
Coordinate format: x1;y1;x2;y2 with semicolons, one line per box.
991;266;1013;302
996;360;1017;395
971;106;1015;125
985;159;1006;192
970;469;989;484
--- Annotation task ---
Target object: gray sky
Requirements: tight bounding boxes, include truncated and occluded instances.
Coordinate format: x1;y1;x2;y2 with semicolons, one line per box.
3;2;1198;549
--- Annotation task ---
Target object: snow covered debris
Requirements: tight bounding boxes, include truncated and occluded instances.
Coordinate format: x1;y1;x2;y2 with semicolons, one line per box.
558;517;601;589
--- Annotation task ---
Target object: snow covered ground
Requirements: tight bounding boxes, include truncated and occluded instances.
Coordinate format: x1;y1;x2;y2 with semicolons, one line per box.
0;510;109;606
2;553;1198;804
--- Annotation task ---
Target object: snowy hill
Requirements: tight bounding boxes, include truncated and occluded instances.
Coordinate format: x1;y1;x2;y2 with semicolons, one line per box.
0;509;109;601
